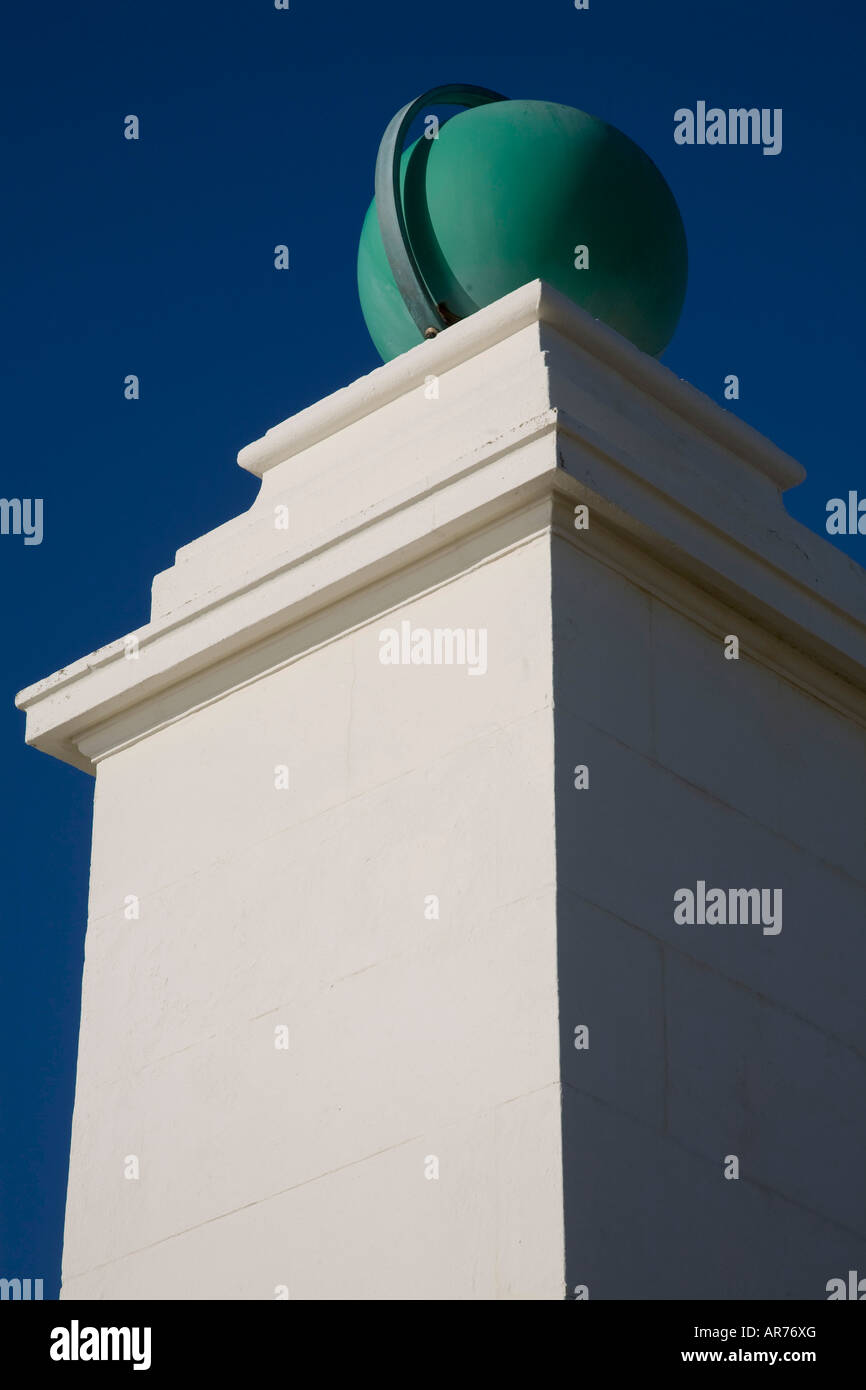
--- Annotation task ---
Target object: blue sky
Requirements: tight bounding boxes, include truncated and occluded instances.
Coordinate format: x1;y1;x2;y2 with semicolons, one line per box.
2;0;863;1296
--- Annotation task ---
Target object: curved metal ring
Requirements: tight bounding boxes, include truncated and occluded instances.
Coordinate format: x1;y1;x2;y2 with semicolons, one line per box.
374;84;508;339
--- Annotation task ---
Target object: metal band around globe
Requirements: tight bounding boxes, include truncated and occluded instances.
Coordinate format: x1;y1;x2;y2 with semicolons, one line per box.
374;84;508;339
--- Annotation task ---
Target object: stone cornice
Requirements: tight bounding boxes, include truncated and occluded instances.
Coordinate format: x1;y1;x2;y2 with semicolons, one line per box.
16;281;865;773
238;280;804;494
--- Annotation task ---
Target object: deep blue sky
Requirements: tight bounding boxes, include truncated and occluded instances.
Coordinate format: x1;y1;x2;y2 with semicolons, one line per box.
2;0;863;1297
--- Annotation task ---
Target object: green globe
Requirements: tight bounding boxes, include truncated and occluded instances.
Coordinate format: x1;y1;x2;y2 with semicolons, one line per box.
357;98;688;363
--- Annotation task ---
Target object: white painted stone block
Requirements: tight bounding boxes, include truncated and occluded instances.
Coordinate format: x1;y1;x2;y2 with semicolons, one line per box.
16;282;866;1299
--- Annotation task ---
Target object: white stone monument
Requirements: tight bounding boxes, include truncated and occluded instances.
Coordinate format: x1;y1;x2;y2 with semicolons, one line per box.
17;282;866;1299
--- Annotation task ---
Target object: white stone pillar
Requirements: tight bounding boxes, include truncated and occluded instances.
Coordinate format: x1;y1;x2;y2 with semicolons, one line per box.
17;281;866;1300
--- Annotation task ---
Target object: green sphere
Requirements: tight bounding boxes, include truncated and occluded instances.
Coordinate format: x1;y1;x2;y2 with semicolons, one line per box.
357;99;688;362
